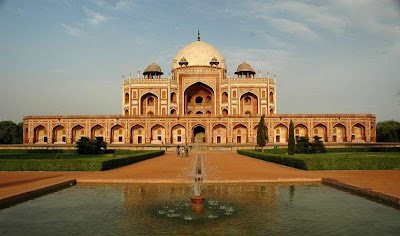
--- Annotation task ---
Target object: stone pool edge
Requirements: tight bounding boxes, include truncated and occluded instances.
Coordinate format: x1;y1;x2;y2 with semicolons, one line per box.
322;178;400;207
0;179;76;209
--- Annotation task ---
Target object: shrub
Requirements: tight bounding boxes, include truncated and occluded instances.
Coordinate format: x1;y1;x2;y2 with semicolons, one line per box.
76;137;107;155
0;150;165;171
295;137;313;154
311;136;326;153
238;149;400;170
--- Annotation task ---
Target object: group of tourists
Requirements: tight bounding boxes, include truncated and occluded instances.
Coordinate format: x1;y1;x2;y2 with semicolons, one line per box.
176;144;190;158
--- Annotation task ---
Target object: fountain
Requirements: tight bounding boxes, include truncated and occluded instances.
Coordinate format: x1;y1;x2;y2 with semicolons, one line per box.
189;141;207;211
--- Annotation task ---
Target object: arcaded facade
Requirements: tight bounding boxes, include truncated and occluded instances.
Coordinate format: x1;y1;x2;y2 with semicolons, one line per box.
23;36;376;145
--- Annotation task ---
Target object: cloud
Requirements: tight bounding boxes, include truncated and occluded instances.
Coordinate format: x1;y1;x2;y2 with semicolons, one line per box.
269;18;320;41
61;24;81;37
278;1;349;34
83;7;107;25
94;0;135;10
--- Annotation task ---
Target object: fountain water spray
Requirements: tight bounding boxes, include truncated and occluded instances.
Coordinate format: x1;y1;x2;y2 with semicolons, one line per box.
189;141;207;211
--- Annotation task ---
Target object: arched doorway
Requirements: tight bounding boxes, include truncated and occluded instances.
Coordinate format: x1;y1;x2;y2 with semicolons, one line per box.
240;92;258;115
131;125;144;144
294;124;308;141
313;124;327;142
333;123;346;142
111;125;124;144
141;93;158;116
34;125;47;143
352;123;365;142
91;125;105;141
193;125;206;143
52;125;66;143
212;124;227;144
72;125;85;143
274;124;288;143
151;124;165;144
172;124;186;144
185;82;214;115
233;124;248;143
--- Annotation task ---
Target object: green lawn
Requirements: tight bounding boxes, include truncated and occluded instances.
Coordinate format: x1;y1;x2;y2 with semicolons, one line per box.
238;149;400;171
0;150;165;171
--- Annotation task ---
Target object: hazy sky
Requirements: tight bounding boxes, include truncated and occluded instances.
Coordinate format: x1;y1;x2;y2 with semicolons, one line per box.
1;0;399;123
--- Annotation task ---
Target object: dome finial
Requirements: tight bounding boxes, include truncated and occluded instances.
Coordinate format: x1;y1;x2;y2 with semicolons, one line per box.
197;28;200;41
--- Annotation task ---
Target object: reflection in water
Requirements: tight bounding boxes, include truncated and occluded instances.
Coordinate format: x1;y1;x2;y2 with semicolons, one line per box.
1;183;400;235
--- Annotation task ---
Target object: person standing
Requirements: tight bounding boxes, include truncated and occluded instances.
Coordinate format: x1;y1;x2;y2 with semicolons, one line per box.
181;146;185;158
184;143;189;157
176;145;180;157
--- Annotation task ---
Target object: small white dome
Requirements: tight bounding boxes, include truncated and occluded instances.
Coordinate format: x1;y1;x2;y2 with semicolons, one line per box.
172;41;226;71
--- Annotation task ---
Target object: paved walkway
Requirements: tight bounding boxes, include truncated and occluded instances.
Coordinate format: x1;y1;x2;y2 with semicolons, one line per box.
1;152;400;204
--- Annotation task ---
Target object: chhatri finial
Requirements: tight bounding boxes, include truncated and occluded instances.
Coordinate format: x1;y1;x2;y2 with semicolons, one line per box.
197;28;200;41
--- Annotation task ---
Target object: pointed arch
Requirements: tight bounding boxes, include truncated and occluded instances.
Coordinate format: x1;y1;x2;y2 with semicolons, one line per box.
130;124;144;144
294;123;308;141
52;125;66;143
184;82;214;115
140;92;159;116
212;124;227;144
171;124;186;144
151;124;166;144
111;124;125;144
240;92;258;115
233;124;248;143
352;123;366;142
313;123;327;142
72;125;85;143
274;123;288;143
91;124;105;140
34;125;47;143
333;123;347;142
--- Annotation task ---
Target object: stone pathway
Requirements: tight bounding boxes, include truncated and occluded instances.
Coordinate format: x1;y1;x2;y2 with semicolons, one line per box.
1;151;400;205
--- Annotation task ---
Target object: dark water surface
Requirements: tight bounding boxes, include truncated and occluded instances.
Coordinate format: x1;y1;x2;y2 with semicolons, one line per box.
0;183;399;235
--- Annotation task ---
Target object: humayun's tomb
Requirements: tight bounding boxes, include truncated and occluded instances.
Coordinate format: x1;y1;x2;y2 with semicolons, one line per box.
23;34;376;146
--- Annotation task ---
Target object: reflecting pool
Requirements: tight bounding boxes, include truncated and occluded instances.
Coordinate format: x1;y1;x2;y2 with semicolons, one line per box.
1;183;399;235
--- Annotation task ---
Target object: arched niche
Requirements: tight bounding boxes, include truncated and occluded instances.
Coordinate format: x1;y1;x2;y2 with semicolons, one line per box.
34;125;47;143
131;124;144;144
72;125;85;143
294;124;308;141
313;124;327;142
333;123;347;142
151;124;165;144
52;125;66;143
141;93;158;116
111;124;124;144
171;124;186;144
233;124;248;143
91;125;105;141
274;124;288;143
240;92;258;115
185;82;214;115
352;123;366;142
212;124;227;144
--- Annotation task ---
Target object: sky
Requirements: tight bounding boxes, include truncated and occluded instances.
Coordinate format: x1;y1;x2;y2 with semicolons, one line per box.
0;0;399;123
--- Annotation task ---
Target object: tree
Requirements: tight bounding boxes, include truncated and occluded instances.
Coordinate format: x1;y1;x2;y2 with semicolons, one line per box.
312;136;326;153
257;115;267;152
288;120;295;155
377;120;400;142
76;137;107;155
0;121;23;144
296;137;312;154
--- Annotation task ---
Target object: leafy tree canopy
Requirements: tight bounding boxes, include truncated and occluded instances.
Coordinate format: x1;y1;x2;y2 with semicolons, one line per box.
0;121;23;144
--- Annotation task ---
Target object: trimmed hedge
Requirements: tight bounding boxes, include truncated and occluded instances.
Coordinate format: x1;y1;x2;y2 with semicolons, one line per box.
237;149;400;170
0;149;76;154
0;150;165;171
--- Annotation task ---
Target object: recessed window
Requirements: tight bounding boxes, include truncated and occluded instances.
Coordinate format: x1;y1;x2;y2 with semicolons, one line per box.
118;136;123;142
195;96;203;104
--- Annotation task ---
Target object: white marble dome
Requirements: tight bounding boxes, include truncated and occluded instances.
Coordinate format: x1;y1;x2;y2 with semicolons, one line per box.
172;41;226;71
